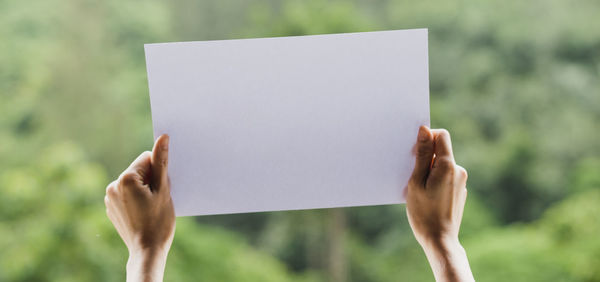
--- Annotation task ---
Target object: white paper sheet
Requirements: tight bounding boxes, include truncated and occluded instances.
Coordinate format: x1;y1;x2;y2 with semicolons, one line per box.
145;29;430;216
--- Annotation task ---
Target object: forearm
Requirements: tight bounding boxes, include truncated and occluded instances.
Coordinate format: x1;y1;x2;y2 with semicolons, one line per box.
126;247;169;282
421;238;474;282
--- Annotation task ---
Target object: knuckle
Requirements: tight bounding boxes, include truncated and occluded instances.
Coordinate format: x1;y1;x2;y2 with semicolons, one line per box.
140;151;152;161
432;128;450;141
104;195;110;206
456;165;468;180
435;156;454;169
120;172;139;186
438;129;450;138
106;184;118;198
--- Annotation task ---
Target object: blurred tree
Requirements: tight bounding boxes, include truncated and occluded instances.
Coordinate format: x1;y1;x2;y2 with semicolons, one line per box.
0;142;314;282
466;189;600;281
1;0;599;281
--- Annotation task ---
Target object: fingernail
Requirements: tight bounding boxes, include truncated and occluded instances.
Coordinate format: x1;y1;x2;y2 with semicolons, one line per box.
162;135;169;150
418;126;427;142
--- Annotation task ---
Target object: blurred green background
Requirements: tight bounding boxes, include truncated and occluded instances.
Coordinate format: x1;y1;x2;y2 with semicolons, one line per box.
1;0;599;281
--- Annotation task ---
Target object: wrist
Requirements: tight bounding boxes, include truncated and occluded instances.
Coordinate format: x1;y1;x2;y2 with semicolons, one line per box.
419;235;474;282
127;246;169;282
422;235;463;256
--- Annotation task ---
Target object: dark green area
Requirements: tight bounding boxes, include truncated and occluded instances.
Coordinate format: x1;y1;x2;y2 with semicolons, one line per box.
1;0;599;281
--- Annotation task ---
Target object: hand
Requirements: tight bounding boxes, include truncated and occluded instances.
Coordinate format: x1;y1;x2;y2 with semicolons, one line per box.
406;126;474;282
105;134;175;282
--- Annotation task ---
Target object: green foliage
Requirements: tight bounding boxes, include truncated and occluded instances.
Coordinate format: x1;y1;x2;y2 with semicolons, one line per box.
245;0;378;37
1;0;599;281
466;188;600;281
0;143;306;281
0;143;125;281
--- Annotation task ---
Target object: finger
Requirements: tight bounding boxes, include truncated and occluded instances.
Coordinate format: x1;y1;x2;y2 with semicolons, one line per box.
428;129;456;185
431;129;454;161
125;151;152;175
105;180;119;199
151;134;170;192
120;151;152;188
410;125;434;186
455;164;468;186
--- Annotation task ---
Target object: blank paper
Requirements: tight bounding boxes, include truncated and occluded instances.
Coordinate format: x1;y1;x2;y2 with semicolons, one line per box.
145;29;430;216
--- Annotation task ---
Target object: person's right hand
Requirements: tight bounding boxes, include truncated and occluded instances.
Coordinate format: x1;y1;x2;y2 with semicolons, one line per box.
105;134;175;282
405;126;474;282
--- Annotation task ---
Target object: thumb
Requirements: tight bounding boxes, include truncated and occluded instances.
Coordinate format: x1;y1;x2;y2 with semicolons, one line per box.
410;126;434;186
428;129;456;184
151;134;169;192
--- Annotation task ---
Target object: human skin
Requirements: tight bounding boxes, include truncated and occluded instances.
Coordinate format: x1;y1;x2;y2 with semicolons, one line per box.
406;126;475;282
104;134;175;282
105;127;474;281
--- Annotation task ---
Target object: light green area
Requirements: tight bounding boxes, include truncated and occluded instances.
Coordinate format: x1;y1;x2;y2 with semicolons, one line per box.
1;0;599;281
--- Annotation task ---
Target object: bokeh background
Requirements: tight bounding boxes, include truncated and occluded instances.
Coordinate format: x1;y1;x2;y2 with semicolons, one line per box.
1;0;600;281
